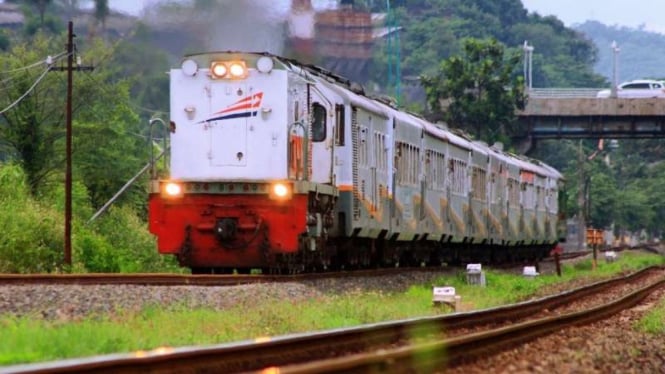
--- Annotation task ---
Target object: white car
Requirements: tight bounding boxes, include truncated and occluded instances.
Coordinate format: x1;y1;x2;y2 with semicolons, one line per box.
596;79;665;98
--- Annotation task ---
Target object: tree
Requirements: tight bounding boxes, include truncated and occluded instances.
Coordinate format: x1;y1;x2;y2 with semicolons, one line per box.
6;0;62;36
94;0;109;37
420;37;525;144
0;33;63;194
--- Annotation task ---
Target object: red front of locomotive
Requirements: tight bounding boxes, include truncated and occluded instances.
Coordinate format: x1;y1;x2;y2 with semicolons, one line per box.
149;181;307;270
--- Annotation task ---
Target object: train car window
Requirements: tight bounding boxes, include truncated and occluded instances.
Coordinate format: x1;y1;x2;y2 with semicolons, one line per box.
395;142;403;183
411;145;420;186
471;167;487;201
523;183;535;209
425;149;445;191
537;186;544;209
358;126;369;166
374;132;387;171
397;142;406;184
508;178;520;205
449;159;467;194
395;142;418;186
312;103;326;142
335;104;345;146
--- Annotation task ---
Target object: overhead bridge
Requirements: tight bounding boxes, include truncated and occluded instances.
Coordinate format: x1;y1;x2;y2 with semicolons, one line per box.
516;88;665;152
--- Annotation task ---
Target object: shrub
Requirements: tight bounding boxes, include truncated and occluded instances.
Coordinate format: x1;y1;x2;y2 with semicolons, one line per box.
0;164;63;273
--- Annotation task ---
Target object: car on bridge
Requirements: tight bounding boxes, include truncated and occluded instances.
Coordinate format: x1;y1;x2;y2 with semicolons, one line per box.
596;79;665;98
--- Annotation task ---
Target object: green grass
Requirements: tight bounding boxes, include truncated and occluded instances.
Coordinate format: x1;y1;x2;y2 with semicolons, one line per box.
0;251;663;367
634;298;665;334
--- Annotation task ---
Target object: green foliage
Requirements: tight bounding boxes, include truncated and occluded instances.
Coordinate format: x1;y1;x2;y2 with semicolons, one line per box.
12;0;63;37
374;0;605;101
0;164;62;273
0;33;65;194
0;162;179;273
103;23;170;117
0;30;153;210
85;206;181;273
0;29;10;51
71;205;180;273
421;37;525;143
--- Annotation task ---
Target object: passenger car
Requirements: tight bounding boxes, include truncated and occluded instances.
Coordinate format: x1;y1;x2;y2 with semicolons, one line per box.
596;79;665;98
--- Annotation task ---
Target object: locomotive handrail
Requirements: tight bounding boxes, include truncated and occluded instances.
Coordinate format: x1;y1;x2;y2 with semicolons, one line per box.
149;116;168;179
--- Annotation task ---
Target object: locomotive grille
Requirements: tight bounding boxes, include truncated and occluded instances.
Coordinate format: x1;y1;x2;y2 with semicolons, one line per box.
351;107;360;220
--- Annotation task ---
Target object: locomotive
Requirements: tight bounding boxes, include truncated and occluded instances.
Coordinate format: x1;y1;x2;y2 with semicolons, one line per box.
148;51;564;274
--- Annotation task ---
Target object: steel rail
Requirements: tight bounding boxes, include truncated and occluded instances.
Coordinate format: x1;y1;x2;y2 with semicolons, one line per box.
0;267;449;286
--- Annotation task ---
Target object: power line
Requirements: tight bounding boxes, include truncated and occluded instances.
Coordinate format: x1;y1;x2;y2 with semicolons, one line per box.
0;52;72;112
0;52;66;75
0;67;51;115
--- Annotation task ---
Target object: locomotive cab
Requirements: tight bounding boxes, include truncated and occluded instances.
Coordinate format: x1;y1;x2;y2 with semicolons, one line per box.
148;52;338;273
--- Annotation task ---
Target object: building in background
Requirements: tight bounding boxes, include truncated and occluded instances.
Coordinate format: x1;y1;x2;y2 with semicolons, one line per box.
287;0;392;83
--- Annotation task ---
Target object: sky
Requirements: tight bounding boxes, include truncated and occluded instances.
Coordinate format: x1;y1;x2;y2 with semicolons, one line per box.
521;0;665;34
109;0;665;34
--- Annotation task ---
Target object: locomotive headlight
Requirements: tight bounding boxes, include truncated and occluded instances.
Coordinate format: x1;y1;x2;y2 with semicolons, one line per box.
163;182;184;198
210;61;248;79
210;62;228;79
228;61;248;78
269;183;292;200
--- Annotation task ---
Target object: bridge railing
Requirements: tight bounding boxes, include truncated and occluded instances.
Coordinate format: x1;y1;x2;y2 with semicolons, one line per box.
527;88;603;99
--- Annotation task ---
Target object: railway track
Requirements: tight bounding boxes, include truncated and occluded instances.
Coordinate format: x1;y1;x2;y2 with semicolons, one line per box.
0;249;598;287
4;266;663;374
0;266;453;286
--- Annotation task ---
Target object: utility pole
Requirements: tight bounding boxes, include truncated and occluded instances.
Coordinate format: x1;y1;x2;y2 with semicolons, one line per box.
577;140;586;252
385;0;401;104
522;41;534;92
50;21;93;266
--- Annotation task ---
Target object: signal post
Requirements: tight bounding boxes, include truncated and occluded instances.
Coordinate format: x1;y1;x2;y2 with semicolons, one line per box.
586;228;603;270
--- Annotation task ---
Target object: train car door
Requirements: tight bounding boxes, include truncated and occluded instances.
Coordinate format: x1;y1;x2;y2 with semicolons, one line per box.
489;155;506;241
309;90;334;184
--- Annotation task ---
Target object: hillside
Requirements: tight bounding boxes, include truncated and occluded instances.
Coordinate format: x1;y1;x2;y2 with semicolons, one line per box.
576;21;665;83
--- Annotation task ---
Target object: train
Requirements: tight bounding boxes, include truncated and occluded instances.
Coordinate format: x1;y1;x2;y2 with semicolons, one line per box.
147;51;564;274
